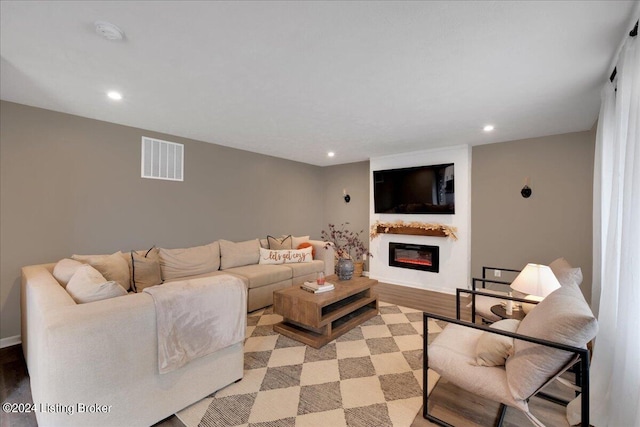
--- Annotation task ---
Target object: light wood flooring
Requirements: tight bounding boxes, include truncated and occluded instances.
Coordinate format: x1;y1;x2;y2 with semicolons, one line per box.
0;281;575;427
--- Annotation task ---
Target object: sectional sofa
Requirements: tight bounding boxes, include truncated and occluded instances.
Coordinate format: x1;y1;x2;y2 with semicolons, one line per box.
20;236;334;426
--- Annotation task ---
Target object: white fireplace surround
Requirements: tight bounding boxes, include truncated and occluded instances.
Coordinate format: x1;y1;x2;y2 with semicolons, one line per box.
369;145;471;294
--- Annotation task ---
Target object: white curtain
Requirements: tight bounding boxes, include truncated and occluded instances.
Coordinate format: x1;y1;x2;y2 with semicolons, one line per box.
589;31;640;426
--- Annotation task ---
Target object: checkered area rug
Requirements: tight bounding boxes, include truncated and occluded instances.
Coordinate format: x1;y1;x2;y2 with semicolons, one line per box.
177;302;443;427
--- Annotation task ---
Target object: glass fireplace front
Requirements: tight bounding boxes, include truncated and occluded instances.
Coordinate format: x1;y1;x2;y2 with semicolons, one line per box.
388;242;439;273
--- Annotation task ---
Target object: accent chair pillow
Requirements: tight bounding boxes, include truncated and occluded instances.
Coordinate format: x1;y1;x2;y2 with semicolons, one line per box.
130;248;162;292
505;283;598;401
267;235;292;250
53;258;84;288
72;251;131;291
259;247;313;265
474;319;520;367
158;241;221;281
219;239;261;269
66;265;128;304
549;257;583;287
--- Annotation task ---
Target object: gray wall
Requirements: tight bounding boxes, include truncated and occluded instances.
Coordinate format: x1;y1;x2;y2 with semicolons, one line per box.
471;130;595;302
0;100;596;340
0;101;324;339
321;162;371;266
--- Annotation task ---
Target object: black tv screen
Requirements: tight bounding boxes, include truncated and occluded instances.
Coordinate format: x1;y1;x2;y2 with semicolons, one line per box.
374;163;455;214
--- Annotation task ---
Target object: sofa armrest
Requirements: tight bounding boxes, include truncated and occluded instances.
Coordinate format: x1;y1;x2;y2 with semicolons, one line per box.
22;264;157;400
21;264;75;369
309;240;334;277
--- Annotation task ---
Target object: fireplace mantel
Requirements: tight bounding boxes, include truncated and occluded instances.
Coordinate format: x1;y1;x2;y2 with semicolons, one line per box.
371;221;458;240
375;225;448;238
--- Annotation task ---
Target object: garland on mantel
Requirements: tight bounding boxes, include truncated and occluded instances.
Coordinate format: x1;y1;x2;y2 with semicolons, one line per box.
370;220;458;240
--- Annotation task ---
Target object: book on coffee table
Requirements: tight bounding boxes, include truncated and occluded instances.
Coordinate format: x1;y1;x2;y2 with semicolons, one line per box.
301;282;335;293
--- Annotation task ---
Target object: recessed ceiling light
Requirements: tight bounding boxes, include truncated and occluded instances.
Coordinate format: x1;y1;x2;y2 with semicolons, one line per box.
483;125;495;132
107;91;123;100
327;152;335;157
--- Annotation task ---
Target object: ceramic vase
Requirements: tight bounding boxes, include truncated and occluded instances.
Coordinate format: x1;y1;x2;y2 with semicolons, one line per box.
336;258;354;280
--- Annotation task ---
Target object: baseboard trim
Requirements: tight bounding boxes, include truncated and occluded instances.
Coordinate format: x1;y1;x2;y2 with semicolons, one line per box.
0;335;21;349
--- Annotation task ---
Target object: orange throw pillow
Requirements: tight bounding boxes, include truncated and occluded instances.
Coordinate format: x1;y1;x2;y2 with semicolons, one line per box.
297;242;315;258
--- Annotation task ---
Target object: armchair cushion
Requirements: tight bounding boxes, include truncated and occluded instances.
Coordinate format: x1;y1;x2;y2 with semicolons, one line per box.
549;257;583;287
429;323;528;411
475;319;520;367
467;289;508;322
506;283;597;401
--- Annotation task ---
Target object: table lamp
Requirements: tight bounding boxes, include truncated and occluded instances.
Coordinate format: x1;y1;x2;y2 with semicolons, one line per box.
510;263;561;314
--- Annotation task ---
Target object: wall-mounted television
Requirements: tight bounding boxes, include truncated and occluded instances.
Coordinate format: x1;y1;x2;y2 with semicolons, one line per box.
373;163;454;214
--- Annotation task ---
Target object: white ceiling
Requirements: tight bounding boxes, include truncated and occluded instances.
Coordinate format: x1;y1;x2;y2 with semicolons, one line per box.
1;1;637;166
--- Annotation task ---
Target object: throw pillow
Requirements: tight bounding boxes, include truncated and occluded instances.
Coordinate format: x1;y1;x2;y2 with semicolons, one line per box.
549;257;583;287
158;241;220;281
258;247;313;265
291;235;310;248
219;239;261;269
130;248;162;292
474;319;520;366
66;265;128;304
267;235;292;250
505;283;598;401
72;251;131;291
297;242;316;258
53;258;84;288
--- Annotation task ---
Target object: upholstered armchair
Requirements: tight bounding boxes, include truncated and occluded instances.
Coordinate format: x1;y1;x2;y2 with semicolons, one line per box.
469;266;521;323
469;259;584;324
423;282;597;427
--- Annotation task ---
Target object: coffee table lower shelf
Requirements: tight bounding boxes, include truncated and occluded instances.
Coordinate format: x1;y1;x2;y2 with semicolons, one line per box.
273;299;378;348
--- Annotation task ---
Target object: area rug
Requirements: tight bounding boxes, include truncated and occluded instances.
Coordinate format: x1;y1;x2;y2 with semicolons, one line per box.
177;302;443;427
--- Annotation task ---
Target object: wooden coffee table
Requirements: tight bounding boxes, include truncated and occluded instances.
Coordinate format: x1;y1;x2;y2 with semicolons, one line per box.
273;275;379;348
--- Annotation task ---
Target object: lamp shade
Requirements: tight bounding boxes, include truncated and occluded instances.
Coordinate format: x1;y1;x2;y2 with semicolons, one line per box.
510;263;561;298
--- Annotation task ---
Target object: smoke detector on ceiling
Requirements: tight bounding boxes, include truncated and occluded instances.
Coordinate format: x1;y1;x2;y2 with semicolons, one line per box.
94;21;124;41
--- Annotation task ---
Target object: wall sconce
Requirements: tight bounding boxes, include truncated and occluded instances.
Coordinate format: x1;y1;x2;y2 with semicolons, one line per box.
343;189;351;203
521;177;532;198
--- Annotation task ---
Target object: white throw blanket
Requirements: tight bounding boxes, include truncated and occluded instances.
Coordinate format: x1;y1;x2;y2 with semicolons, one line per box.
144;274;246;374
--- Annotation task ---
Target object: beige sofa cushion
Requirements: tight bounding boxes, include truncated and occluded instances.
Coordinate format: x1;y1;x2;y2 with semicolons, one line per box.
66;265;128;304
130;248;162;292
223;264;292;289
53;258;84;288
505;283;597;400
219;239;260;270
72;251;131;291
283;259;325;278
163;270;238;283
159;242;220;281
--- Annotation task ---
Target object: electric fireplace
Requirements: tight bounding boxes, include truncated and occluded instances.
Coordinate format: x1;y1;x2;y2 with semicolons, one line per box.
389;242;439;273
